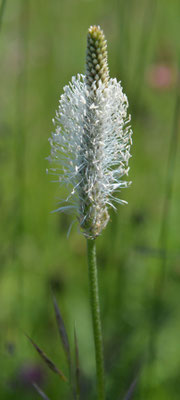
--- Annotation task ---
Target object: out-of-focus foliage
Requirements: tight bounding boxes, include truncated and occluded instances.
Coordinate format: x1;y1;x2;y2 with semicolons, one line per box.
0;0;180;399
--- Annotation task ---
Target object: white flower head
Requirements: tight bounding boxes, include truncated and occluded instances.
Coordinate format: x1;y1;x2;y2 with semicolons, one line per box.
48;25;133;239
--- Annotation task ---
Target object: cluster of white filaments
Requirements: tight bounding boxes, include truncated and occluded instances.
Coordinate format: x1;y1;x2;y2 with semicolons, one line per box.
48;26;132;239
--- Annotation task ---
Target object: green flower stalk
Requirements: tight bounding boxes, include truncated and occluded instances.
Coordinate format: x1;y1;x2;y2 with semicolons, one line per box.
48;25;133;400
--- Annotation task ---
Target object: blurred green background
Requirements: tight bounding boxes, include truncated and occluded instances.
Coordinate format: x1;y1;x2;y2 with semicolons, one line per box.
0;0;180;399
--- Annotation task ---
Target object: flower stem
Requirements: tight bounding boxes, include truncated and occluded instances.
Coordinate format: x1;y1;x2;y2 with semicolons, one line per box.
87;239;105;400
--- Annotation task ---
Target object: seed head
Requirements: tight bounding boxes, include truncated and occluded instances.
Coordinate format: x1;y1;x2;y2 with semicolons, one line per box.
48;26;133;239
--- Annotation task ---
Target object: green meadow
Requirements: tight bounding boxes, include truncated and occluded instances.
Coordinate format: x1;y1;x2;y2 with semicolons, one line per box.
0;0;180;399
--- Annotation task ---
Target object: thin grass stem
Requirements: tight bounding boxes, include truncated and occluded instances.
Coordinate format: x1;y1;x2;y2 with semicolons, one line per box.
146;63;180;393
0;0;6;32
87;239;105;400
131;0;157;108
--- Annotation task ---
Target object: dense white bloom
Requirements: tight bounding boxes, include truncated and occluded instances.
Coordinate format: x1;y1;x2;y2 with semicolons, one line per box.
48;26;132;239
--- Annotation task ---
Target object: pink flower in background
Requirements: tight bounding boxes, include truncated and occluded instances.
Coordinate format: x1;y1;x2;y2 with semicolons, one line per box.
147;64;175;90
18;362;45;387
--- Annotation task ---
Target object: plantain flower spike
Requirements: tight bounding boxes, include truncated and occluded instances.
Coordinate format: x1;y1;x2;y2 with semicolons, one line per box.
48;25;133;239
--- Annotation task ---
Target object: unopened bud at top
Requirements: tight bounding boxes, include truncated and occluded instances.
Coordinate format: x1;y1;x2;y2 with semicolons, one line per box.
86;25;109;88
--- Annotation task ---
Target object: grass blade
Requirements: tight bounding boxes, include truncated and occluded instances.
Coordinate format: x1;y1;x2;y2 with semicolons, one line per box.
123;376;138;400
0;0;6;33
33;383;51;400
74;325;80;399
52;295;71;370
26;334;68;383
